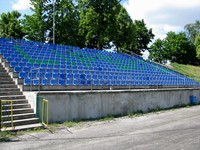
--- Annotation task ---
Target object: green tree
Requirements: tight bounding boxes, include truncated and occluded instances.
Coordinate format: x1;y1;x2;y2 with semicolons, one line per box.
149;39;167;63
195;32;200;59
111;5;136;52
149;32;196;64
0;11;24;39
164;32;196;64
78;0;122;50
22;0;49;42
184;20;200;43
134;19;154;55
48;0;83;46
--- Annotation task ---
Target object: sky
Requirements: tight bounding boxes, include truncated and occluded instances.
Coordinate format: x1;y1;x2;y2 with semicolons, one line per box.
124;0;200;40
0;0;200;40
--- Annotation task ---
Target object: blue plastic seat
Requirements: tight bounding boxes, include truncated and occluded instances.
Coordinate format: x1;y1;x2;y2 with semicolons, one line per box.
19;72;27;78
58;79;65;85
14;66;22;72
36;72;44;78
67;73;73;79
28;72;36;78
24;78;31;85
19;62;25;67
42;79;50;85
60;74;66;79
22;67;30;72
50;79;58;85
33;79;40;85
44;73;52;79
52;73;59;79
10;61;17;67
66;79;73;85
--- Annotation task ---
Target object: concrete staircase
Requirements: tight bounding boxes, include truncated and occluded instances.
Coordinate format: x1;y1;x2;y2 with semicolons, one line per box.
0;63;42;131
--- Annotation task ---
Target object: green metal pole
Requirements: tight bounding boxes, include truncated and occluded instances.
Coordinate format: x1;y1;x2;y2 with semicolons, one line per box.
0;100;2;130
36;96;39;117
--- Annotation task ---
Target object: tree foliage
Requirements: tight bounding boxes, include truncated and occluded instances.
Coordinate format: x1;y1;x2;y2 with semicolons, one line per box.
48;0;82;46
0;11;24;39
78;0;122;50
149;32;196;64
149;39;167;64
184;20;200;43
22;0;49;42
134;19;154;55
0;1;154;56
195;32;200;59
111;5;136;52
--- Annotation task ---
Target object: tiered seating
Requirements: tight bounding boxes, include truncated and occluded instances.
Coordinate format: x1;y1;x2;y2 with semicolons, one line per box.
0;37;199;87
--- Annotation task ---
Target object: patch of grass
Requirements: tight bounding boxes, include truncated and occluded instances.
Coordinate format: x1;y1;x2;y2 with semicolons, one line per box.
128;103;194;118
98;116;115;121
170;63;200;82
48;121;82;129
128;111;144;118
0;131;17;142
63;121;81;128
48;116;116;129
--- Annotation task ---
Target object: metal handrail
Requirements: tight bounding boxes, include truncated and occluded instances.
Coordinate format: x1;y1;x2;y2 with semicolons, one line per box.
0;100;14;130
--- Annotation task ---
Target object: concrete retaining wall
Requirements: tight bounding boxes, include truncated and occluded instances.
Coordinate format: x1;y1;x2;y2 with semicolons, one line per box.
34;88;200;123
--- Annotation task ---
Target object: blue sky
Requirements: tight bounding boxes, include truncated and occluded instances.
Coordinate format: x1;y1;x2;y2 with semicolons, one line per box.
0;0;31;16
0;0;200;40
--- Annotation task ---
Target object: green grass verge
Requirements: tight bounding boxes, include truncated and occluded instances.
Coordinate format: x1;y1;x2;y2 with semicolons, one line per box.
170;63;200;82
0;131;17;142
128;103;192;118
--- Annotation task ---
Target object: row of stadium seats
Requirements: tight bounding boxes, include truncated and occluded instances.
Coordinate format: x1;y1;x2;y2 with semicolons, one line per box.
24;78;193;86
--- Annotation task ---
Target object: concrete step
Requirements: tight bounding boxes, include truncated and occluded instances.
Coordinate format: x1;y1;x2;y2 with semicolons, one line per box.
2;118;39;127
0;67;6;70
11;99;28;104
0;80;14;84
0;95;26;100
2;103;31;109
1;123;43;131
0;63;42;131
0;80;15;84
0;76;13;80
0;84;17;88
2;108;34;115
0;72;9;76
0;88;20;92
2;113;36;121
0;91;22;96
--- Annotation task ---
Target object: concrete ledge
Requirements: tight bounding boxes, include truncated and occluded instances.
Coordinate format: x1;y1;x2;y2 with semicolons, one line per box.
35;88;200;123
22;84;198;91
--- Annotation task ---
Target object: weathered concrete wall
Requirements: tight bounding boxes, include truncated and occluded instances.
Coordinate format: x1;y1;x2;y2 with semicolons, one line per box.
23;91;38;113
36;88;200;123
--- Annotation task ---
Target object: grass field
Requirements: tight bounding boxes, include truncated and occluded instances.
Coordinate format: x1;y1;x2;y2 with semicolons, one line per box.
169;63;200;82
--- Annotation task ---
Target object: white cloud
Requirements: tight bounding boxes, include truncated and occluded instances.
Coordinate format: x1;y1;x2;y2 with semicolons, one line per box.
12;0;31;11
149;24;183;40
124;0;200;39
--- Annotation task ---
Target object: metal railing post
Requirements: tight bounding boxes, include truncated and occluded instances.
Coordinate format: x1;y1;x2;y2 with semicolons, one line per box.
1;100;14;130
42;99;48;127
0;100;2;129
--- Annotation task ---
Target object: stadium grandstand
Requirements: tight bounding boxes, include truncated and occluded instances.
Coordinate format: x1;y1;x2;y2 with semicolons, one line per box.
0;37;199;131
0;38;199;89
